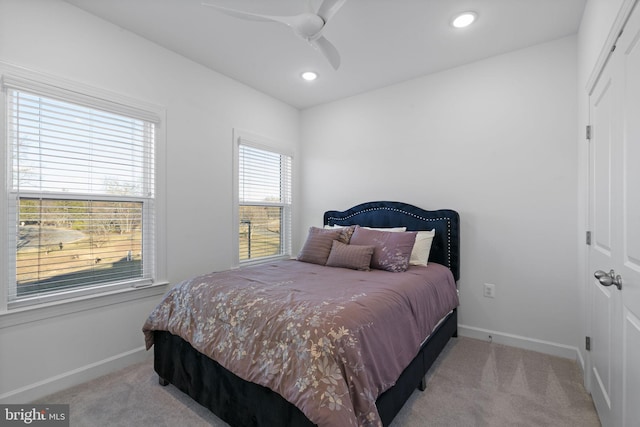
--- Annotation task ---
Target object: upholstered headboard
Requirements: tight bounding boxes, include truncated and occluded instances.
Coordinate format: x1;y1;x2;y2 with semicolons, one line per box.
324;201;460;281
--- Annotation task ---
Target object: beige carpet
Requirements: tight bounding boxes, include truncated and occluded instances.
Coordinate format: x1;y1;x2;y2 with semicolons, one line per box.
37;337;600;426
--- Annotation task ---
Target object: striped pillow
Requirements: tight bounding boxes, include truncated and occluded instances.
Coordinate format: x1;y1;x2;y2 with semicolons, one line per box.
326;240;375;271
297;227;342;265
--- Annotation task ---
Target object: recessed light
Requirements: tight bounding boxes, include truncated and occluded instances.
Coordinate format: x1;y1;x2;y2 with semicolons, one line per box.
301;71;318;81
452;11;477;29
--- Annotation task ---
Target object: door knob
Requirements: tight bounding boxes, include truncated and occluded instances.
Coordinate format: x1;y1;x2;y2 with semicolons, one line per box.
594;269;623;290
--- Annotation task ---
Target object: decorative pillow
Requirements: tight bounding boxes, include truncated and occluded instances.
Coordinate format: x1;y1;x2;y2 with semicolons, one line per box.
410;229;435;266
324;224;357;244
362;226;407;232
349;226;417;272
325;224;399;243
297;227;342;265
326;240;375;271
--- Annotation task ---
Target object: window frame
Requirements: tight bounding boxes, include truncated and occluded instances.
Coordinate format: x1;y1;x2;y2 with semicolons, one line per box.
233;129;293;267
0;66;167;312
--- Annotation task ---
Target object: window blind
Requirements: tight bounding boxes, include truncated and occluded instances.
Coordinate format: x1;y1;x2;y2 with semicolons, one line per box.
5;84;156;306
238;143;292;261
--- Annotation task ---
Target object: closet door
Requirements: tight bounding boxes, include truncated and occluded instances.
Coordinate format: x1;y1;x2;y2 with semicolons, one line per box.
588;3;640;426
616;5;640;425
588;46;620;427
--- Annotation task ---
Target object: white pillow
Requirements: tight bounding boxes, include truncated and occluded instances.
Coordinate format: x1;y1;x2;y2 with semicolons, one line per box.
363;226;407;232
325;225;406;232
409;229;435;266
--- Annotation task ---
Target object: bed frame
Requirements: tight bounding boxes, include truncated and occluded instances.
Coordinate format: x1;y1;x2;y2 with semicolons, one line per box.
154;201;460;426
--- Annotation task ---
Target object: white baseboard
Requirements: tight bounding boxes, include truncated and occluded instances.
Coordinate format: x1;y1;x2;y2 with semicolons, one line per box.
458;324;582;361
0;346;152;404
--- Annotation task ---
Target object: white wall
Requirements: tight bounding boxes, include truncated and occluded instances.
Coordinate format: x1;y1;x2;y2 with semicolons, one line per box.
0;0;299;402
300;36;580;357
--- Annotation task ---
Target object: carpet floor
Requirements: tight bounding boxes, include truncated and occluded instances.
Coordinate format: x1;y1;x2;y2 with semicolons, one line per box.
37;337;601;426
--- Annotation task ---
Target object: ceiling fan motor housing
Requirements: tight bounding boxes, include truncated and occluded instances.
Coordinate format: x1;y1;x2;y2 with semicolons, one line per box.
292;13;325;39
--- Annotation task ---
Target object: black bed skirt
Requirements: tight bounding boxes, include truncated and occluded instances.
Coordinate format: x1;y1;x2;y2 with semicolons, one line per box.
153;309;457;427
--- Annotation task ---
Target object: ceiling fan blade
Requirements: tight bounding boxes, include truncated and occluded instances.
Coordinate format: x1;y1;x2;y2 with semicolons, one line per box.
203;2;342;70
316;0;347;23
311;36;341;70
201;3;296;27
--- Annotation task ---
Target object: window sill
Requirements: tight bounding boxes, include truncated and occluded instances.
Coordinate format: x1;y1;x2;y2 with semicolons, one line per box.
0;281;169;329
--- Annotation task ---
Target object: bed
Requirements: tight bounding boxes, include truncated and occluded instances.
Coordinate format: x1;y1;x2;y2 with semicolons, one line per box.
143;201;460;426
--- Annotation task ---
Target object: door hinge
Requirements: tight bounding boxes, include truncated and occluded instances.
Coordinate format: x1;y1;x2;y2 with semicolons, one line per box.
586;231;591;245
586;125;592;140
586;336;591;351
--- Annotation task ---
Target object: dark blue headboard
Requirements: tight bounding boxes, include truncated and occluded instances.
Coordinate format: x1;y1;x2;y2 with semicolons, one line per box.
324;201;460;281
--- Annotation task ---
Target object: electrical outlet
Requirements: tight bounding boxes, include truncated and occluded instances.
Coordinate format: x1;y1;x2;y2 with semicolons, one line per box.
483;283;495;298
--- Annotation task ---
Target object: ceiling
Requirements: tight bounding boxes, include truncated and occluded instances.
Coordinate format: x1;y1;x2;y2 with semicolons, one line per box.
63;0;587;109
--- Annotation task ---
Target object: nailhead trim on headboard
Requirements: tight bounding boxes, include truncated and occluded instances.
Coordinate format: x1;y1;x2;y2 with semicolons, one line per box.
326;206;453;270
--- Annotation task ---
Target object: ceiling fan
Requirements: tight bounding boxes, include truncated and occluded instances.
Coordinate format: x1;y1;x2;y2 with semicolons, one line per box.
202;0;347;70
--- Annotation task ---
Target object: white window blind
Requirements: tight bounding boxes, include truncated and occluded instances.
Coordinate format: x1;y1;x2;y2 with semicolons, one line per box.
238;142;292;262
5;81;157;307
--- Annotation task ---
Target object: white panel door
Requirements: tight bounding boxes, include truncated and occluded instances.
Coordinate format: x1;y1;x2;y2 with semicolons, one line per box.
588;3;640;426
618;5;640;425
588;56;620;427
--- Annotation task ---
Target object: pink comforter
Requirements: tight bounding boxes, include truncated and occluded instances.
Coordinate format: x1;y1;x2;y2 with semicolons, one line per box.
143;259;458;427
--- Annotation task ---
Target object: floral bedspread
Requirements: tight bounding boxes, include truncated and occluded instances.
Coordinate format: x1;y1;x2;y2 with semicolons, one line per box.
143;260;458;427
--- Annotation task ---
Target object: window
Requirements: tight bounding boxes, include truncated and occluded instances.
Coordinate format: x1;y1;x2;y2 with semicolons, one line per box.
3;75;158;308
236;133;292;263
